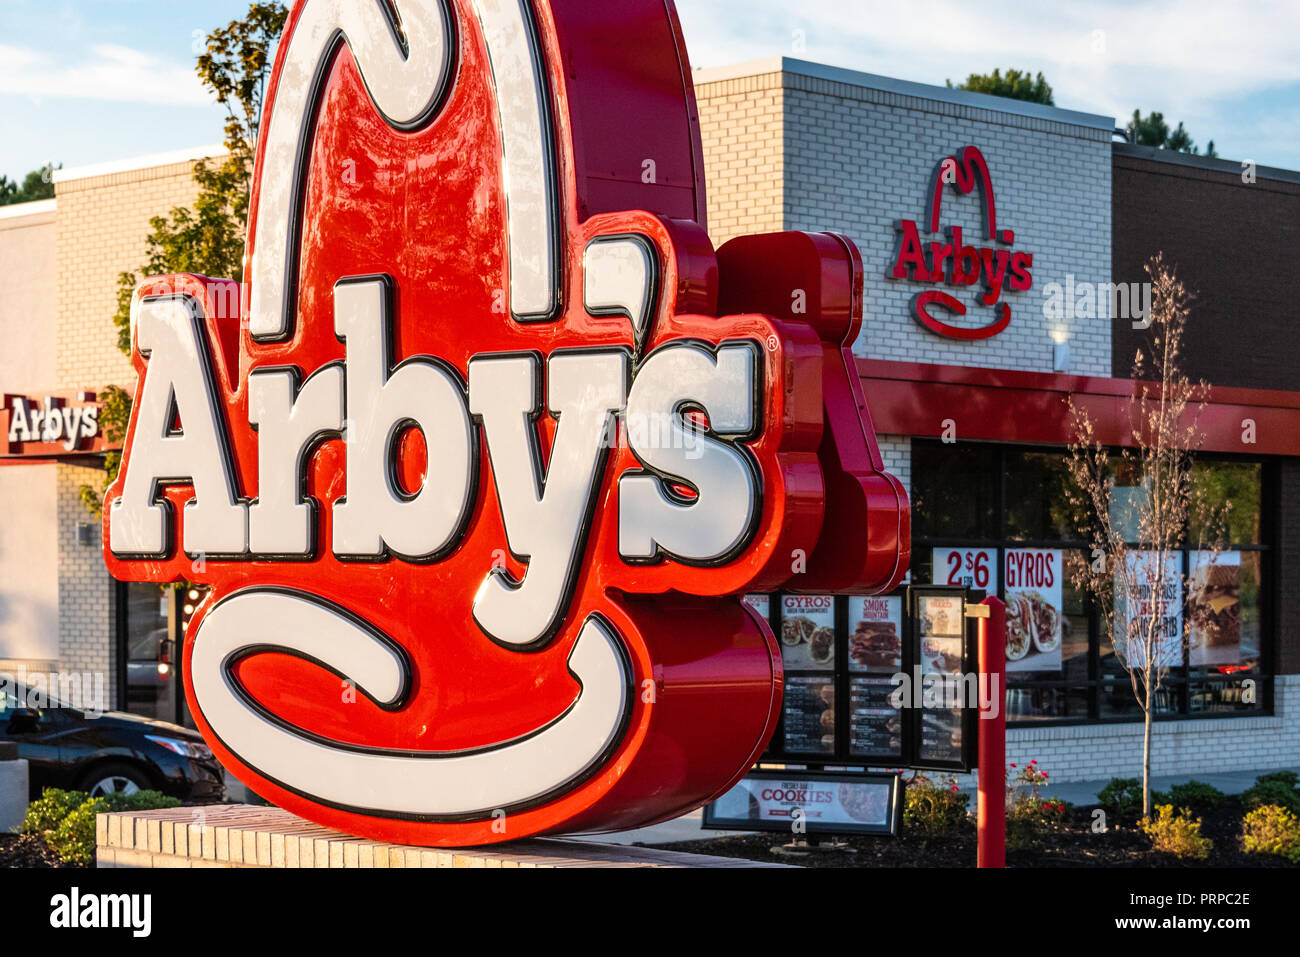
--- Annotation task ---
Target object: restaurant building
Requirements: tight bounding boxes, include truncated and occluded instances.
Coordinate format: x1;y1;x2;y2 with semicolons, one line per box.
1;57;1296;784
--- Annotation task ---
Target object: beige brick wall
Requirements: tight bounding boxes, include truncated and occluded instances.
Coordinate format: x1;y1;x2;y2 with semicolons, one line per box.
57;462;116;706
43;155;216;703
54;159;211;391
694;73;784;248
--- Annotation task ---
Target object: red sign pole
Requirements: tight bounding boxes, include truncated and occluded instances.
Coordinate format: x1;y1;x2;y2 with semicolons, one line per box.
977;596;1006;868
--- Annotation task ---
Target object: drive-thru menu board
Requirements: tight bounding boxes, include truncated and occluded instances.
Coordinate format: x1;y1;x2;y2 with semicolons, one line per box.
757;589;977;772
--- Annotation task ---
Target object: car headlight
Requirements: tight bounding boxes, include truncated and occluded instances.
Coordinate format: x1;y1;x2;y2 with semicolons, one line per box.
145;734;213;760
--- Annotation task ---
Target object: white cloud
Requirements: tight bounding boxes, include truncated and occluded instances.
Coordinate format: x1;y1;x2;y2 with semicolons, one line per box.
0;42;210;105
679;0;1300;119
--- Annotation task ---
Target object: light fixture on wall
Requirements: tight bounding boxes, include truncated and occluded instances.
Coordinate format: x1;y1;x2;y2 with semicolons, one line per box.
75;523;98;547
1053;342;1071;373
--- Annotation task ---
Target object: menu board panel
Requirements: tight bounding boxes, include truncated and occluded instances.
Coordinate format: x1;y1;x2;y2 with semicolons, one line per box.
782;675;835;755
910;589;975;771
705;770;902;836
1188;552;1242;667
932;547;998;593
849;676;902;758
778;594;835;671
847;594;902;674
918;703;965;765
1004;548;1064;672
918;593;963;637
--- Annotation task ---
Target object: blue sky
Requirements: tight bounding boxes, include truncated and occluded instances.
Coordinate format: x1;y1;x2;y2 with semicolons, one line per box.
2;0;1298;180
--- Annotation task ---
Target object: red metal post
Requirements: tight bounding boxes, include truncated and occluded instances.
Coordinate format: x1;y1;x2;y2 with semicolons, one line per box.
977;596;1006;868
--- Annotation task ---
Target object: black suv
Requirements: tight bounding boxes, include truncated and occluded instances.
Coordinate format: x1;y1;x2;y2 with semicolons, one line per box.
1;683;225;801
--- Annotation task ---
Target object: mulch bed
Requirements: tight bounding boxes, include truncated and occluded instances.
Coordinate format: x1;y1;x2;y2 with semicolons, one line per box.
0;832;68;868
647;797;1297;868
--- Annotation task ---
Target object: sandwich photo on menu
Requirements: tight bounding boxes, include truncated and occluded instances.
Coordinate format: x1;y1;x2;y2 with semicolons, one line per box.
1189;558;1242;666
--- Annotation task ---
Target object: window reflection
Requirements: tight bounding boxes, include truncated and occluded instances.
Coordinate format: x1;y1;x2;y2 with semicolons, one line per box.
909;442;1270;726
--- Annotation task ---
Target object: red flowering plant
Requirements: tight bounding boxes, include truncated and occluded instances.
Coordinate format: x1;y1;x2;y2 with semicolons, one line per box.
902;771;971;847
1006;760;1071;852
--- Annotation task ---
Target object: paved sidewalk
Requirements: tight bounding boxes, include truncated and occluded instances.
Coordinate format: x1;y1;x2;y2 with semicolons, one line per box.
1004;767;1293;808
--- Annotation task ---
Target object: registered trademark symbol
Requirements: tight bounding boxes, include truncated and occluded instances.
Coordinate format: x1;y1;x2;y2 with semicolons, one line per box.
766;334;778;352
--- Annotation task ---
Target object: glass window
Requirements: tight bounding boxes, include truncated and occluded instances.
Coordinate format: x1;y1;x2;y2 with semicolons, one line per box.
120;582;177;721
911;442;997;541
1004;450;1082;542
1190;460;1262;545
911;441;1271;727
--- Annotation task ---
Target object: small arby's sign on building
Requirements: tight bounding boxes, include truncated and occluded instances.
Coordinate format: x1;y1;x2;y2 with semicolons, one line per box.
1;391;103;456
100;0;908;847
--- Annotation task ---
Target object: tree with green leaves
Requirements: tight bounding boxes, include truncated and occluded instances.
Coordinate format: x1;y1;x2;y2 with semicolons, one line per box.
947;68;1054;105
1128;110;1217;158
81;2;288;518
0;163;60;205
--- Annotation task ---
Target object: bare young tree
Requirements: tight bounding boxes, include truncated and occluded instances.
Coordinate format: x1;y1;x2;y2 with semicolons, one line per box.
1065;254;1226;819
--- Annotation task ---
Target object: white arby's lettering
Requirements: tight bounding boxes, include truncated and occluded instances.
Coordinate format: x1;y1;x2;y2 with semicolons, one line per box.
109;281;764;587
6;397;99;450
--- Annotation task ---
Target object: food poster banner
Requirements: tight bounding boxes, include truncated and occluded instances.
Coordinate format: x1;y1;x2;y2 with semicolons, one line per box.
1188;552;1242;667
779;594;835;671
932;547;997;594
1004;548;1064;672
1117;551;1183;669
711;775;895;831
847;595;902;673
847;595;903;758
782;675;835;754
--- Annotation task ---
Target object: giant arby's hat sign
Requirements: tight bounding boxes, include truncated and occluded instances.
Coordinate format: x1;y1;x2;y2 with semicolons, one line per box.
102;0;908;846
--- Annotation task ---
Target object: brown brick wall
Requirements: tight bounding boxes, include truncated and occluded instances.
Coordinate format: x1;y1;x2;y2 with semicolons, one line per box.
1112;154;1300;390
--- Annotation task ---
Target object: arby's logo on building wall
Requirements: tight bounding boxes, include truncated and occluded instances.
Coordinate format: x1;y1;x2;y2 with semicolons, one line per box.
2;392;102;456
100;0;908;846
888;146;1034;340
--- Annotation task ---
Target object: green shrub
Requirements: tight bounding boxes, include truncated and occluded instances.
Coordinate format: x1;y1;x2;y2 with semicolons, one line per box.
1098;778;1144;822
20;786;181;866
47;798;107;867
100;790;181;815
903;774;970;845
19;788;87;835
1141;805;1212;860
1163;780;1226;813
1242;804;1300;863
1007;797;1071;852
1242;771;1300;816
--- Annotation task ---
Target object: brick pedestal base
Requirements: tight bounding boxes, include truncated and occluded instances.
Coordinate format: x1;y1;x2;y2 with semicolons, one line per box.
95;804;781;868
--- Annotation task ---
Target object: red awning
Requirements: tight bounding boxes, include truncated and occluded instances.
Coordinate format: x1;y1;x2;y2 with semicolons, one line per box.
857;359;1300;457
